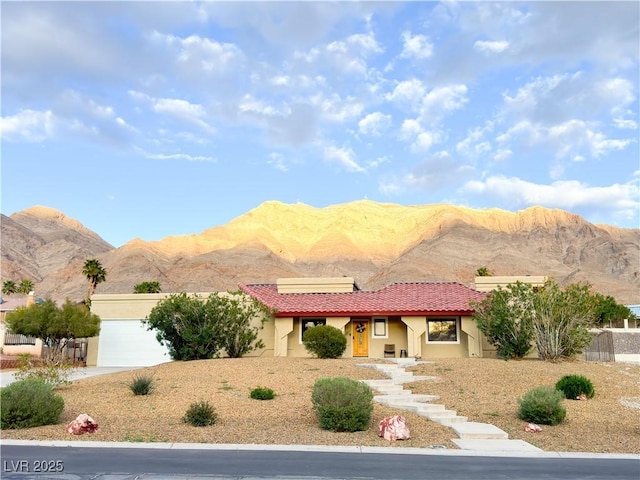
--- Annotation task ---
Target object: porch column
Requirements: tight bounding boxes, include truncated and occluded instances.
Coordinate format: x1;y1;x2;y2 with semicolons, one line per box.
326;317;350;331
401;316;427;358
274;317;294;357
461;316;482;358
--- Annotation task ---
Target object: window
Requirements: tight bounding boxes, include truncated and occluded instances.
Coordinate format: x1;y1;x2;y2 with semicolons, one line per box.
426;318;459;343
300;318;326;342
373;317;388;338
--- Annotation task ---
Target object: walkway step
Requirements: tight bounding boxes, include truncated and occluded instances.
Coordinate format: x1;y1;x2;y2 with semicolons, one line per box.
452;422;509;440
434;416;468;426
453;439;543;452
373;394;439;406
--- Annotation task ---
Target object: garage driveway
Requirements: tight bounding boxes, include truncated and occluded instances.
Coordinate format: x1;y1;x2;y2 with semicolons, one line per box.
1;366;143;388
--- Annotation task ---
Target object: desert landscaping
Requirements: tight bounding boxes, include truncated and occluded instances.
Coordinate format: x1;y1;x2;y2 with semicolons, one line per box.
1;357;638;454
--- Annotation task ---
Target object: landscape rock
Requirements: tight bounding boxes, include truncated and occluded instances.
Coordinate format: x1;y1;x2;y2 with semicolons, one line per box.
379;415;410;441
65;414;99;435
525;423;542;433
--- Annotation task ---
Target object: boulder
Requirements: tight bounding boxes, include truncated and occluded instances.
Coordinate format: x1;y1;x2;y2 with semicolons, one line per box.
379;415;410;441
65;414;99;435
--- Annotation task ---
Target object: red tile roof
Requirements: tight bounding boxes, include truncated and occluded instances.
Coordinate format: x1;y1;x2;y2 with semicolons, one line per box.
239;282;485;317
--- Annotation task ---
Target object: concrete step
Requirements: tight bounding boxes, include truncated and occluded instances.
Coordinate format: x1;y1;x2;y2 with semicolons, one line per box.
433;415;468;426
373;394;440;405
372;385;408;394
385;400;443;412
452;439;543;452
452;422;509;440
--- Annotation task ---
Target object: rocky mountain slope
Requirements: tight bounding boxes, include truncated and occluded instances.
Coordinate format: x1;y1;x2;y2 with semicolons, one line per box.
1;201;638;304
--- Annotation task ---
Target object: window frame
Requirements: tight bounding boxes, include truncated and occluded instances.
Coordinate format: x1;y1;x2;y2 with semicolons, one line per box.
299;317;326;343
425;317;460;344
372;317;388;339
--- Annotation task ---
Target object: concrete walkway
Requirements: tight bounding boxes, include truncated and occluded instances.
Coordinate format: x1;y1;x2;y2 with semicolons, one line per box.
0;366;142;387
358;358;543;453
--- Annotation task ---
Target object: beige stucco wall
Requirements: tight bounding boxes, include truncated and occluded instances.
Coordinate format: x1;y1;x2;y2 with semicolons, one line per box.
91;292;275;363
474;276;547;292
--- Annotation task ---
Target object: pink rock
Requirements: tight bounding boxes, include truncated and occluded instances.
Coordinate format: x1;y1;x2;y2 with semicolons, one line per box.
525;423;542;433
379;415;410;441
65;414;99;435
577;393;587;401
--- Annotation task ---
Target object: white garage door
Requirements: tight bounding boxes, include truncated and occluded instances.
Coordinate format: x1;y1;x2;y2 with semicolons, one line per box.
97;319;171;367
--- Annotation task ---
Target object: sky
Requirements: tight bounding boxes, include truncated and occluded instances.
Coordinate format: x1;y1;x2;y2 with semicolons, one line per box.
1;1;639;247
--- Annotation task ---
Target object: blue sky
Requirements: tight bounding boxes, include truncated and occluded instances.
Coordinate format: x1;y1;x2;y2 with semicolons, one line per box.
2;1;638;247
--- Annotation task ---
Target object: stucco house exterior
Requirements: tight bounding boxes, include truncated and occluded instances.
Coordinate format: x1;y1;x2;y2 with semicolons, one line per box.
89;277;489;367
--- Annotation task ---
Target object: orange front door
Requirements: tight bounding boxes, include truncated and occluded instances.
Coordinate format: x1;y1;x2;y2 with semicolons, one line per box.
352;320;369;357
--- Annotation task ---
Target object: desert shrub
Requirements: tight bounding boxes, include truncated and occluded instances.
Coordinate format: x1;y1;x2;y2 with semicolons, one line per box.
250;387;275;400
183;400;218;427
312;377;373;432
128;374;155;396
13;354;76;387
517;386;566;425
1;379;65;429
303;325;347;359
555;374;595;400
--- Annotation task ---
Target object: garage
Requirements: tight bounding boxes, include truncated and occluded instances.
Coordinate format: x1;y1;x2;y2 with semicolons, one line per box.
97;319;170;367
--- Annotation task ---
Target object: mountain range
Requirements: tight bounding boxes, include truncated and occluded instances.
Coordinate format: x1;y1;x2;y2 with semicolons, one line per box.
1;201;638;304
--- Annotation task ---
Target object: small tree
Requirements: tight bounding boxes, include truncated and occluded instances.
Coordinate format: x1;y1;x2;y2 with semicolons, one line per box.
472;282;534;360
83;258;107;303
143;292;271;360
134;281;162;294
531;280;595;360
17;279;35;295
5;299;101;363
592;293;636;327
2;280;17;295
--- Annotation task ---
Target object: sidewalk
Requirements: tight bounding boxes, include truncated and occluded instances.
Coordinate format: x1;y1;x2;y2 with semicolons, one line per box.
0;366;142;387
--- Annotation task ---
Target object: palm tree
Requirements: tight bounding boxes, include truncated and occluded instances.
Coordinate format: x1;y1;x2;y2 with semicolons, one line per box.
83;258;107;302
476;266;492;277
133;281;162;294
2;280;17;295
17;279;35;295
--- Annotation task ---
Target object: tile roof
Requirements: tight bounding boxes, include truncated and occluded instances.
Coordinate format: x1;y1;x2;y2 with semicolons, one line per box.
239;282;486;317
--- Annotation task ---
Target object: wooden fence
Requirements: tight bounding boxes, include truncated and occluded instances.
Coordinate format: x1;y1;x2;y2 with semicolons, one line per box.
3;333;37;345
583;330;614;362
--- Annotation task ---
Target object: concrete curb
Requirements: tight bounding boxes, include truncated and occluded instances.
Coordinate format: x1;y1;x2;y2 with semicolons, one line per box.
1;439;638;460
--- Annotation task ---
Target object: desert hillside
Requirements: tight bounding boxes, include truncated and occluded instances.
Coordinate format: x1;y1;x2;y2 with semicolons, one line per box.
1;201;638;304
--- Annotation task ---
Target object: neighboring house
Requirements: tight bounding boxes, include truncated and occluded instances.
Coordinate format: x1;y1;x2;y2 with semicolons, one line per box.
90;277;489;367
0;294;43;357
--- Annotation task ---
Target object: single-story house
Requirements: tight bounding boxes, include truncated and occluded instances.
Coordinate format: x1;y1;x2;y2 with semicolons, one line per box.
89;277;491;367
0;294;43;357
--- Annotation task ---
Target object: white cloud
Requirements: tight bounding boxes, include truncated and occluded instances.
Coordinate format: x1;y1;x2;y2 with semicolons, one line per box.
158;32;245;73
461;175;639;220
151;97;215;134
385;79;425;106
473;40;509;54
400;31;433;59
0;109;55;142
419;85;468;125
311;93;364;122
268;152;288;172
358;112;392;136
324;145;365;172
614;118;638;130
143;151;215;162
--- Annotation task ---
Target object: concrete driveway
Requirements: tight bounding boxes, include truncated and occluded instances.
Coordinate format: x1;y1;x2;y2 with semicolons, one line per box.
1;366;142;387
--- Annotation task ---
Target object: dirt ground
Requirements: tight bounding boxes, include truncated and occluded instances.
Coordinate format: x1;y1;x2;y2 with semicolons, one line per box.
1;357;638;453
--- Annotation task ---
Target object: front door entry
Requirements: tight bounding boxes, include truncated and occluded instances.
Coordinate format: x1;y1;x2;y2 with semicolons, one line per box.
352;320;369;357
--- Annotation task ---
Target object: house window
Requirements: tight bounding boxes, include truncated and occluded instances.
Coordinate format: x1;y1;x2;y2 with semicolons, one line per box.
300;318;326;342
373;317;388;338
426;318;459;343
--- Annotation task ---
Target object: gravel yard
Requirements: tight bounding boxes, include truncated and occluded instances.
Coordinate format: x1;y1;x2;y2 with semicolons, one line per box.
1;357;638;454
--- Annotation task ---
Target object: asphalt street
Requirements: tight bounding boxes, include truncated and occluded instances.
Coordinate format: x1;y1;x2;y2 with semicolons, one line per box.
1;443;639;480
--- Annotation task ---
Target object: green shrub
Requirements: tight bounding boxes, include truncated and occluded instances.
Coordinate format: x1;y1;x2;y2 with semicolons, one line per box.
183;400;217;427
555;374;595;400
128;374;155;396
1;379;65;429
14;354;76;387
303;325;347;359
250;387;275;400
517;386;566;426
312;377;373;432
